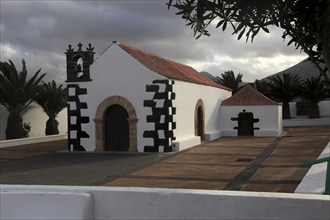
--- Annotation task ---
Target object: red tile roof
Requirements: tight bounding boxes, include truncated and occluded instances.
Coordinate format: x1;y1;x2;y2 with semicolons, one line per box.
115;41;231;91
222;84;280;106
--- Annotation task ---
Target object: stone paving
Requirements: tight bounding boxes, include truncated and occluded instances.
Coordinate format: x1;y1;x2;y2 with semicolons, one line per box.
1;126;329;193
0;140;68;163
104;126;330;193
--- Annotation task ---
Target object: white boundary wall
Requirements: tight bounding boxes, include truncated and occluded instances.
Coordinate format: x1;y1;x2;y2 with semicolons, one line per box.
1;185;329;220
0;134;67;148
289;100;330;118
0;104;67;141
284;101;330;126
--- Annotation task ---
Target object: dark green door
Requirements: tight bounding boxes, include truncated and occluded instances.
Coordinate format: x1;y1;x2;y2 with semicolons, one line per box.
105;105;129;151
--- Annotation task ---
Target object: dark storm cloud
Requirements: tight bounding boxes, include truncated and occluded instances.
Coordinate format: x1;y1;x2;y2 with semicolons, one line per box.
1;0;186;51
0;0;306;83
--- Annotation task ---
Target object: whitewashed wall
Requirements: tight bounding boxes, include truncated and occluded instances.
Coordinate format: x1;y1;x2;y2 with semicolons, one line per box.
80;45;166;152
78;44;232;152
219;105;282;136
173;81;231;150
0;104;67;140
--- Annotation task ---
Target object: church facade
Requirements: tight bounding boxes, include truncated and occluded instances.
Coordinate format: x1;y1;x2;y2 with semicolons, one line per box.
65;42;281;153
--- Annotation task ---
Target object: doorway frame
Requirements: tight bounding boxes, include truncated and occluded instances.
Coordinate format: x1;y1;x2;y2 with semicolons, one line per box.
94;96;138;152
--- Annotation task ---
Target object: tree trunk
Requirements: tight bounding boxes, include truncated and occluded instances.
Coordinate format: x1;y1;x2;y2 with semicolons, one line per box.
45;118;59;135
6;113;23;139
320;39;330;89
282;102;291;119
308;103;320;118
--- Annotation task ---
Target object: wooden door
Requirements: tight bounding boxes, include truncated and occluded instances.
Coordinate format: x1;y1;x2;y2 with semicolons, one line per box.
105;105;129;151
237;112;254;136
197;106;204;141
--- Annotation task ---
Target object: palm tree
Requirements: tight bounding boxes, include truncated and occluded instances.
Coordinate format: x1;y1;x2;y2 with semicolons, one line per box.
254;79;272;98
301;76;329;118
268;73;303;119
216;70;243;93
35;80;67;135
0;60;46;139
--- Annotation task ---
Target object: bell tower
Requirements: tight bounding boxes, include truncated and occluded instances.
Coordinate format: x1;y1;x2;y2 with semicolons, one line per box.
65;43;94;151
65;43;94;82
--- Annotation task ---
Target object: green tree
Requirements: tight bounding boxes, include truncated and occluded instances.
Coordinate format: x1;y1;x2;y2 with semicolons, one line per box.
36;80;67;135
268;73;303;119
168;0;330;87
0;60;46;139
301;76;329;118
216;70;242;93
254;79;272;98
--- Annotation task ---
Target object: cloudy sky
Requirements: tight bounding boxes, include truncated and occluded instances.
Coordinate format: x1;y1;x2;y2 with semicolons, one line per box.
1;0;307;83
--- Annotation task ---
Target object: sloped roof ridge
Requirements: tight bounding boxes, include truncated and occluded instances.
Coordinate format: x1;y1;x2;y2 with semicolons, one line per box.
115;41;161;74
113;41;231;91
222;84;280;106
116;41;187;68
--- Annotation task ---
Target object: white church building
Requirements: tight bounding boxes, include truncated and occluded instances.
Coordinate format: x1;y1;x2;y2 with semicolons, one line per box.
65;42;282;152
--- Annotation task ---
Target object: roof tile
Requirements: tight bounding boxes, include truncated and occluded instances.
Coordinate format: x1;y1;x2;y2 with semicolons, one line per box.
222;84;280;106
115;42;231;91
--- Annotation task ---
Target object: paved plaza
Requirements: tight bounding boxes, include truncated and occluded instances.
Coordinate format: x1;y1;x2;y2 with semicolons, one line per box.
1;126;329;193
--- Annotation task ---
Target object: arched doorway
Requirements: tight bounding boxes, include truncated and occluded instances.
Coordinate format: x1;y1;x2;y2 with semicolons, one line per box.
94;96;138;152
197;106;204;139
104;105;129;151
195;99;205;141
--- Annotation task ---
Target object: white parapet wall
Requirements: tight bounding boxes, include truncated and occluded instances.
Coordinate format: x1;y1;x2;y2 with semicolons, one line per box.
295;142;330;194
0;134;67;148
1;185;329;220
0;191;94;220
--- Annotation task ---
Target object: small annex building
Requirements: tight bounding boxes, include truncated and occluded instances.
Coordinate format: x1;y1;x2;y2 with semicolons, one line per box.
220;84;282;136
65;42;232;152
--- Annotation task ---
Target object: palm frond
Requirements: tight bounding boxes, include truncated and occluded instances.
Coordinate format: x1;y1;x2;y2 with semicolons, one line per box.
35;80;67;119
301;76;329;103
0;59;46;114
268;73;303;102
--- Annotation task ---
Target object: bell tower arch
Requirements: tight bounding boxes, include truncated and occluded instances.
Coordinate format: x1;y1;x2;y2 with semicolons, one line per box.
65;43;94;82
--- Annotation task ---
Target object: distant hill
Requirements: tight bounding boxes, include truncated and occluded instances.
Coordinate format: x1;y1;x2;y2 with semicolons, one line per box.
262;58;321;81
200;58;322;85
200;71;219;83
